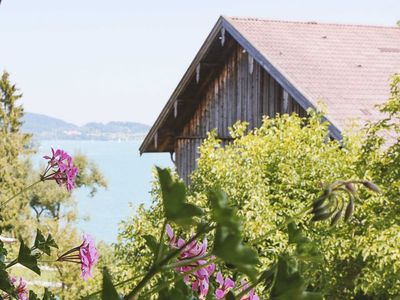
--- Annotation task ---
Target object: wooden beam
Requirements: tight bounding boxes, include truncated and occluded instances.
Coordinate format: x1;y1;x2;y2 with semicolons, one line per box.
154;131;158;149
283;90;289;113
174;101;178;118
201;62;222;68
220;27;226;46
176;135;234;141
196;64;201;83
248;53;254;74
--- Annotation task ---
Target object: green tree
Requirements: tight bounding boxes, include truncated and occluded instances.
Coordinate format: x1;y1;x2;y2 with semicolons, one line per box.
0;71;24;133
0;71;32;231
0;71;109;299
115;75;400;299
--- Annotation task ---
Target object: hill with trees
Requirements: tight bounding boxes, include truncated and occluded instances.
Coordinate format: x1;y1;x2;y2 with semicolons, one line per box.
22;112;149;141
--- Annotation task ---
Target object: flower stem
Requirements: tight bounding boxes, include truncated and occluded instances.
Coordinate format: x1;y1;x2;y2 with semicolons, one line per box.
162;253;212;270
80;273;146;300
234;275;264;300
155;220;167;264
0;179;43;208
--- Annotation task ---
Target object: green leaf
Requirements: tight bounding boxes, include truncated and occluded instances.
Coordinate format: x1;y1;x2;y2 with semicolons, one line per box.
29;291;40;300
143;234;158;255
0;241;7;265
288;222;320;261
45;234;58;249
34;230;58;256
34;229;49;255
0;270;16;296
225;291;235;300
157;167;203;225
17;239;40;275
158;279;192;300
213;225;259;281
209;188;259;280
270;257;322;300
208;188;240;231
101;268;121;300
43;288;57;300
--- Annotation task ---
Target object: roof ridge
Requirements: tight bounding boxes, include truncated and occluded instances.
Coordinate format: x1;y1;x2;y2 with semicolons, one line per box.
225;16;400;30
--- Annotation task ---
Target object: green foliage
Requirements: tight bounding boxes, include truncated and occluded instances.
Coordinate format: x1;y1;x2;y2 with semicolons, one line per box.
0;71;32;232
34;229;58;256
104;75;399;299
157;279;192;300
17;239;41;275
187;76;400;299
29;288;57;300
101;268;121;300
112;75;400;299
0;71;109;299
270;257;322;300
157;167;203;226
0;71;24;134
74;154;108;196
209;188;259;280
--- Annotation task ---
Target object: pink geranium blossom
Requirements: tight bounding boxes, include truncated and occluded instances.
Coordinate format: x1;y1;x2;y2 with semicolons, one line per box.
42;148;78;191
166;224;215;299
57;234;99;281
215;271;235;299
240;279;260;300
9;277;28;300
79;234;100;280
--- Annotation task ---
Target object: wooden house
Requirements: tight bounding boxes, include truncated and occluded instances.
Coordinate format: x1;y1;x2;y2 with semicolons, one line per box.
139;16;400;182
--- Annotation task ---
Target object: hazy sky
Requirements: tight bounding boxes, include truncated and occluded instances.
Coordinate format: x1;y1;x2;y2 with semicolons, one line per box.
0;0;399;125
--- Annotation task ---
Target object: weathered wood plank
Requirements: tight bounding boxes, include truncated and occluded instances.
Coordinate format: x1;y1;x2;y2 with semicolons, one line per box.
174;43;312;182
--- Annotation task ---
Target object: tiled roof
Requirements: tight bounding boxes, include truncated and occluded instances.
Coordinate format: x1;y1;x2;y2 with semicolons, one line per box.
226;17;400;136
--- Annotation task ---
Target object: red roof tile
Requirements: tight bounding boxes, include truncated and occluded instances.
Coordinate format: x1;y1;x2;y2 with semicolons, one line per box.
226;17;400;135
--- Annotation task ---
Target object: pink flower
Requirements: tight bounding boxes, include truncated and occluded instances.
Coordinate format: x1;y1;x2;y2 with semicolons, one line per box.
166;224;208;260
42;148;78;191
215;271;235;299
166;224;215;299
57;234;99;281
240;279;260;300
79;234;100;281
9;277;28;300
192;265;213;299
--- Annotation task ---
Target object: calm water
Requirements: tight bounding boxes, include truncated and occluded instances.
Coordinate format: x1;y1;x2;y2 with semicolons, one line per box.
34;140;172;243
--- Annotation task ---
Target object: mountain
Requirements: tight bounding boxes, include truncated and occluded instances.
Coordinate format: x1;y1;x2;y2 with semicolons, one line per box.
22;112;150;141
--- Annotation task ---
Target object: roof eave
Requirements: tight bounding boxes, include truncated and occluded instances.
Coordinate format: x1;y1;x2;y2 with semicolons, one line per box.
139;16;225;154
140;16;344;155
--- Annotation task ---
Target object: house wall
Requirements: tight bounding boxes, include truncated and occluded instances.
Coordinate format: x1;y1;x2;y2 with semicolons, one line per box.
175;44;306;182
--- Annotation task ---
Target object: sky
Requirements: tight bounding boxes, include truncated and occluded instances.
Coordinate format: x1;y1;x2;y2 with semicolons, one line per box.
0;0;399;126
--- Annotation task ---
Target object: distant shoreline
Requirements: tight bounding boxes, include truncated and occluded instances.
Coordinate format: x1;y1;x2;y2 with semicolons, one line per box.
31;137;146;142
22;112;150;142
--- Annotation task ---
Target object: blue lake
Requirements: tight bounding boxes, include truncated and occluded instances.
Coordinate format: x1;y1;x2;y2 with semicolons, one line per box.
34;140;172;244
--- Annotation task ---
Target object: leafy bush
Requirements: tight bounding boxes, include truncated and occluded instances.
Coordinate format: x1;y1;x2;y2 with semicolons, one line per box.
114;75;400;299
